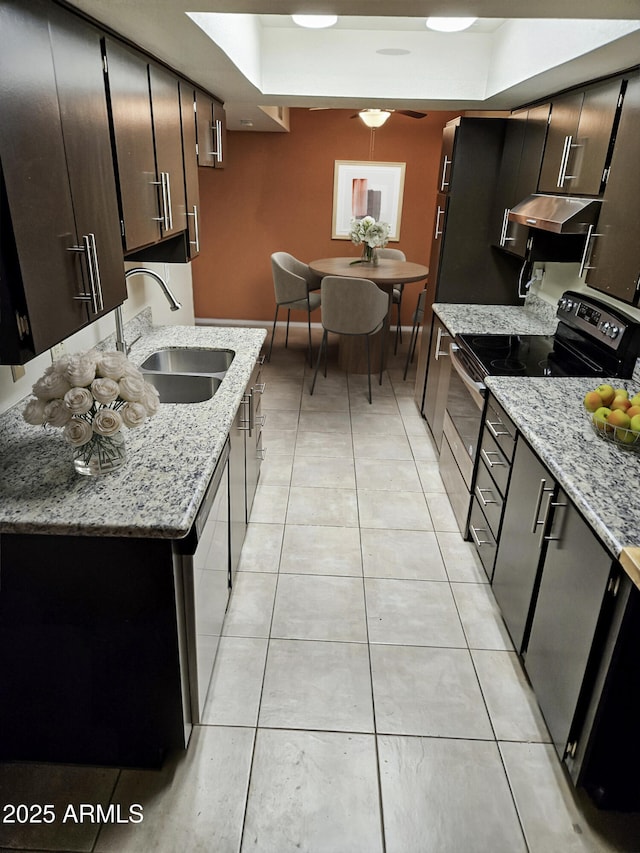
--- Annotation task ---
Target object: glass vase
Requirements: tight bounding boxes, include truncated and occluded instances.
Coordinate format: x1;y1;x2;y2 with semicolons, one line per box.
73;431;127;476
361;245;379;265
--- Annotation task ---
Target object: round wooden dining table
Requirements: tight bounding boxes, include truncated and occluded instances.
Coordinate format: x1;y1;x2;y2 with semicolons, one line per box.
308;257;429;373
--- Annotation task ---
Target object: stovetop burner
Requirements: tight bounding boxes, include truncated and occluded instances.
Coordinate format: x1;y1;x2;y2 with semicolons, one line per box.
457;334;558;379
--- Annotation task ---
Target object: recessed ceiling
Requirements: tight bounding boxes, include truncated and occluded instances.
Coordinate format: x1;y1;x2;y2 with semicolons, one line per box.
66;1;640;131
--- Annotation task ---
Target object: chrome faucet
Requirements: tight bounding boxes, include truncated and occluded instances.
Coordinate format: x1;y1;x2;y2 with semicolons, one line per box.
115;267;182;353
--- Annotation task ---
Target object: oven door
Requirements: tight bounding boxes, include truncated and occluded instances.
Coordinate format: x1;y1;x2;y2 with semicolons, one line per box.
439;343;486;534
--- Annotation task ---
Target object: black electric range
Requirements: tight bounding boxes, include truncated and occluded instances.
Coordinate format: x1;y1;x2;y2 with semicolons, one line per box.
455;291;640;383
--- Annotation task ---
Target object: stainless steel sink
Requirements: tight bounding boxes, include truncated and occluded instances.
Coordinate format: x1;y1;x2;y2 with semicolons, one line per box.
140;348;234;376
143;372;222;404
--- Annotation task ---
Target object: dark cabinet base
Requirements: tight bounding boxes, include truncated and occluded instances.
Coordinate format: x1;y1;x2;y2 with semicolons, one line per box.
0;535;186;767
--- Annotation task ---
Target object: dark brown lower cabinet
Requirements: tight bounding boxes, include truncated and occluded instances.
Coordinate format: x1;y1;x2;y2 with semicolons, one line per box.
523;487;616;762
492;437;557;651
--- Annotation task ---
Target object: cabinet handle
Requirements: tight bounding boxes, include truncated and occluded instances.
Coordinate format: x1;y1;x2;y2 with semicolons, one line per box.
557;135;580;187
434;205;444;239
211;119;223;162
500;208;515;245
69;233;103;314
86;233;104;314
480;448;506;469
475;486;498;507
164;172;173;231
253;382;266;394
530;477;554;534
542;499;567;545
557;135;571;188
486;418;510;439
237;394;251;430
469;524;490;547
434;326;450;361
187;204;200;253
578;224;604;277
255;414;267;427
440;155;451;190
150;175;169;230
256;354;266;365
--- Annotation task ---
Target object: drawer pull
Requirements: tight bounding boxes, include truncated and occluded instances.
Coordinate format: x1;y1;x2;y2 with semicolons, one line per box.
475;486;498;507
486;419;510;439
480;449;506;468
469;524;490;547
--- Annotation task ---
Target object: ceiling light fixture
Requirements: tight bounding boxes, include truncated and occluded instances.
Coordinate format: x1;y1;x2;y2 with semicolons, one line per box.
358;109;392;129
291;14;337;29
426;17;477;32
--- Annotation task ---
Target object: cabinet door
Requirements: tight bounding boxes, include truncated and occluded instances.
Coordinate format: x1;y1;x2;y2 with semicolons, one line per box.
423;316;452;449
195;89;215;167
570;79;623;196
438;120;458;192
0;0;88;354
47;6;126;319
494;104;551;258
538;91;583;193
491;112;527;251
105;39;161;252
492;437;556;652
179;81;201;257
586;74;640;305
148;64;187;238
524;491;614;759
538;80;621;195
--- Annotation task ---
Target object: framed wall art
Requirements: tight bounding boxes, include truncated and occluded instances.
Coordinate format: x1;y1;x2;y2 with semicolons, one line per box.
332;160;406;240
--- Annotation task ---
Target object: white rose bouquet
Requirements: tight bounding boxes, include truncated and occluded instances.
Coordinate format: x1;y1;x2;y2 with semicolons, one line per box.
23;350;160;474
349;215;391;264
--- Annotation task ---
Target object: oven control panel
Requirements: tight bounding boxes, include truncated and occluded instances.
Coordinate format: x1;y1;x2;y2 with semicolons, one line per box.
557;292;631;350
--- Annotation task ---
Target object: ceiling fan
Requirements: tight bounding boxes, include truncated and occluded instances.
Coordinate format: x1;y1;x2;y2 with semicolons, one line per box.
352;109;428;121
308;107;427;127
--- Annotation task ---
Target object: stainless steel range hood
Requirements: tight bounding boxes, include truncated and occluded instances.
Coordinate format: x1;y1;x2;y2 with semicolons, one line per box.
508;194;601;234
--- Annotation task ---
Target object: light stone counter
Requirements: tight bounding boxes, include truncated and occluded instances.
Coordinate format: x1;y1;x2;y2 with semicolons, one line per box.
432;293;559;338
485;375;640;570
0;324;266;539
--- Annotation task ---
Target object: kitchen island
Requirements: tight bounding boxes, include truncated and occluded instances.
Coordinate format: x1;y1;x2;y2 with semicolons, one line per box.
0;323;266;767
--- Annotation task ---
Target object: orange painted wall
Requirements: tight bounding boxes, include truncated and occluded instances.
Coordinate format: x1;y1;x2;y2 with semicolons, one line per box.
192;107;460;324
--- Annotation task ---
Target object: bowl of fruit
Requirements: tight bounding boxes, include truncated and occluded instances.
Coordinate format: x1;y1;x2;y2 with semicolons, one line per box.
583;384;640;450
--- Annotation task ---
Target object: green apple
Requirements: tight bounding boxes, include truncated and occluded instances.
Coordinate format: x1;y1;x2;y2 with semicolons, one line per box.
592;406;612;431
630;414;640;433
614;388;629;399
595;384;615;406
630;393;640;407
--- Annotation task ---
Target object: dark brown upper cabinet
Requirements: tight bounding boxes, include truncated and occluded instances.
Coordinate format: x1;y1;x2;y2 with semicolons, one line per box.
0;0;125;364
179;81;201;258
491;104;550;258
538;78;623;196
584;75;640;305
195;89;227;168
105;41;187;254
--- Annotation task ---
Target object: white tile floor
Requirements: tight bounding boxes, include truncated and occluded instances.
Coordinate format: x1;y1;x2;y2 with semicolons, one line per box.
2;325;640;852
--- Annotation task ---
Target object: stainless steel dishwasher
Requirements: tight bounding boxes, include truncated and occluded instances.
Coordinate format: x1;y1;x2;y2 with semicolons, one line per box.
173;438;230;728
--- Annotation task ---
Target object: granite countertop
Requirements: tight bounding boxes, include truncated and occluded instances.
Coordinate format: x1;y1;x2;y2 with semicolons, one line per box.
0;324;266;539
485;375;640;562
432;293;559;337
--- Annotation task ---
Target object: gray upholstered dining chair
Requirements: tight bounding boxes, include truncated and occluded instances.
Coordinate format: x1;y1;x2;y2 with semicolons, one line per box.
376;247;406;354
269;252;321;364
310;276;389;404
403;286;428;380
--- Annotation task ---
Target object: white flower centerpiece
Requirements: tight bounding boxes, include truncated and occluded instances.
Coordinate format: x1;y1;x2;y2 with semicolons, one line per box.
22;350;160;476
349;215;391;265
